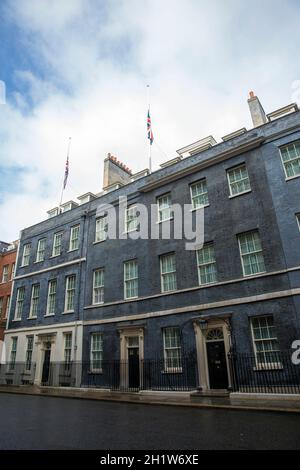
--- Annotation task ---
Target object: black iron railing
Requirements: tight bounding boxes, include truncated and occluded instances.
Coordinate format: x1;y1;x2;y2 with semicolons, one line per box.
228;350;300;394
1;350;300;394
83;355;198;392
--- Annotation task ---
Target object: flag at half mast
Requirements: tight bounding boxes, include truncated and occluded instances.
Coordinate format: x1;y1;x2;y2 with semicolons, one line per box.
147;109;154;145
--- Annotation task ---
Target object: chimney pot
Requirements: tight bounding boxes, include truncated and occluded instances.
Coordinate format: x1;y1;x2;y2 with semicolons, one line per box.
249;91;255;99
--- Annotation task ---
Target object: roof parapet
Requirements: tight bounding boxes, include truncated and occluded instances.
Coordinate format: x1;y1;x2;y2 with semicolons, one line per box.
267;103;299;122
176;136;217;157
160;156;182;169
131;169;150;181
222;128;247;142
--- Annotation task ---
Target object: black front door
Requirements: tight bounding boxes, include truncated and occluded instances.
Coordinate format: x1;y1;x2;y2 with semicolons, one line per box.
128;347;139;389
206;341;228;389
42;350;51;385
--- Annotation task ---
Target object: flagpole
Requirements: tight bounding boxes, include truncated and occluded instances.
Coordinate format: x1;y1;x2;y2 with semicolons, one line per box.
58;137;71;212
147;84;152;173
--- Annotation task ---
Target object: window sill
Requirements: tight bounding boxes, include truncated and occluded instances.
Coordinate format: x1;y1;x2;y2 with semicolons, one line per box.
34;260;44;264
253;364;283;371
88;370;103;375
156;217;174;225
285;174;300;182
93;239;106;245
27;316;37;320
92;302;104;306
50;254;61;259
161;288;177;294
198;280;217;287
20;264;29;268
62;310;74;315
190;204;209;212
243;270;267;278
229;189;252;199
124;296;138;300
44;313;55;317
123;229;139;235
67;249;79;253
162;368;183;374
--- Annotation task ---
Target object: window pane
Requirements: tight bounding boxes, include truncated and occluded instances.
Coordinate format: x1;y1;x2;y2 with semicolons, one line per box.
238;231;265;276
228;165;251;196
191;180;209;209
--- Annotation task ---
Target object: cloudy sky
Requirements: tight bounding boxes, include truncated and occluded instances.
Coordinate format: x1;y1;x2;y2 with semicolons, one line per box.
0;0;300;241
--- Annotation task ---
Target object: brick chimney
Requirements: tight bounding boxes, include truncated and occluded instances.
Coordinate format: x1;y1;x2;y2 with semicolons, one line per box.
247;91;268;127
103;153;132;190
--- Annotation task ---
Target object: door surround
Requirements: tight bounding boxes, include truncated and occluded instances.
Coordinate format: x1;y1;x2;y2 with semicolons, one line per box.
34;333;57;385
118;327;144;389
193;317;232;391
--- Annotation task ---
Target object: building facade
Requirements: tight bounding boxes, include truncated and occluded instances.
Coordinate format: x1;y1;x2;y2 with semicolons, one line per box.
3;94;300;392
0;242;18;342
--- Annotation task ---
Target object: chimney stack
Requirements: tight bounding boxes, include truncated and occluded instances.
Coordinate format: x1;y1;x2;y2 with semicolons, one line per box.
103;153;132;190
247;91;268;127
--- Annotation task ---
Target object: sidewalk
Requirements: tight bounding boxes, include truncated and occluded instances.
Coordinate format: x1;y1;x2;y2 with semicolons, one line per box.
1;385;300;413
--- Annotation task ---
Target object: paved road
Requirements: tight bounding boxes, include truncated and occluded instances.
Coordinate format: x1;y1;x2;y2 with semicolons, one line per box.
0;393;299;450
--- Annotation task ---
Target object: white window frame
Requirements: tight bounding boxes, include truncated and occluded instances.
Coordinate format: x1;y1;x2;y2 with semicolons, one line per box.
64;275;76;313
0;297;3;319
280;141;300;179
90;333;103;373
29;284;40;319
296;214;300;232
163;327;182;373
157;193;172;223
46;279;57;316
69;225;80;251
160;253;177;293
125;205;139;233
9;337;18;370
190;179;209;210
52;232;63;257
14;287;25;320
227;163;251;197
11;263;15;280
93;269;104;305
196;243;217;285
95;217;107;243
36;238;46;262
5;295;10;319
2;265;9;283
25;336;34;371
21;243;31;266
250;316;281;369
64;333;72;366
124;260;138;299
238;231;266;277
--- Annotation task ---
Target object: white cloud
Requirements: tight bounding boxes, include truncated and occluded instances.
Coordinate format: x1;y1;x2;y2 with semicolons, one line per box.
0;0;299;241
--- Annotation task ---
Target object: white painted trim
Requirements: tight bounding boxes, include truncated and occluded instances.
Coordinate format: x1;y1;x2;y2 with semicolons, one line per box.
13;257;86;280
194;319;231;391
189;178;209;210
237;231;265;277
5;320;83;334
83;288;300;326
226;163;251;197
84;265;300;310
228;189;252;199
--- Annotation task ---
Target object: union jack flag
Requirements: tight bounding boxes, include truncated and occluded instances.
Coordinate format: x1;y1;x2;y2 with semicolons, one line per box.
147;109;154;145
63;155;69;189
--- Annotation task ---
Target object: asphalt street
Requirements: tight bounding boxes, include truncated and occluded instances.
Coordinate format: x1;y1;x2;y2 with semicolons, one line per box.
0;393;299;450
